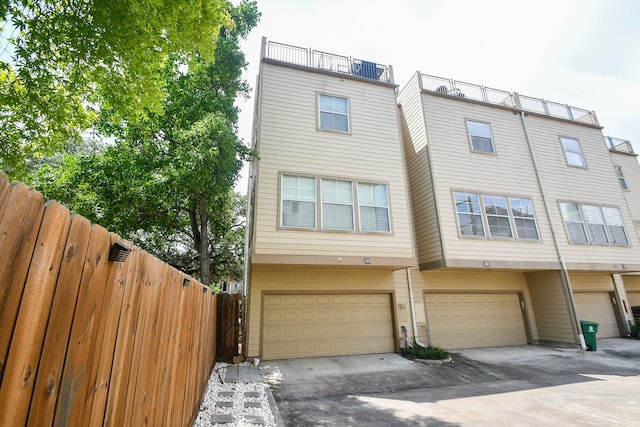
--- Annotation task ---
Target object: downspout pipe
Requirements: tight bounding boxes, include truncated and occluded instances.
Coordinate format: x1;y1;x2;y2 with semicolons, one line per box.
519;111;586;351
406;267;428;348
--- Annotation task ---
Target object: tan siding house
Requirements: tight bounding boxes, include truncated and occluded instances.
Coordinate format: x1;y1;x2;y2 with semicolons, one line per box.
398;71;640;349
246;38;640;360
246;39;416;360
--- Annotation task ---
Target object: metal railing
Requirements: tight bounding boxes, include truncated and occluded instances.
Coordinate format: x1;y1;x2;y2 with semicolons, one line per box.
264;40;393;83
605;136;634;154
420;74;599;126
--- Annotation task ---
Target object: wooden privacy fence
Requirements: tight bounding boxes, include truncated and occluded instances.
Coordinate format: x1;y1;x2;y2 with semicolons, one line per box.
0;172;217;427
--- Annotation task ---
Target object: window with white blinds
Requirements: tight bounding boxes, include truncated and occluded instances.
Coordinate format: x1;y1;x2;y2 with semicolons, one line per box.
318;94;349;132
560;137;587;168
321;179;354;230
560;203;629;246
280;175;391;233
281;175;316;228
358;183;390;232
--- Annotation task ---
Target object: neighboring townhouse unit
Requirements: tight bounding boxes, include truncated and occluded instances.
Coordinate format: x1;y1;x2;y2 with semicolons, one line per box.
398;72;640;350
245;39;416;360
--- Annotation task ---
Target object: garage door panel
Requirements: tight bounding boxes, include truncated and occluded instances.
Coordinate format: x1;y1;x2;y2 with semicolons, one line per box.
425;293;527;349
575;292;620;338
263;293;394;360
627;292;640;307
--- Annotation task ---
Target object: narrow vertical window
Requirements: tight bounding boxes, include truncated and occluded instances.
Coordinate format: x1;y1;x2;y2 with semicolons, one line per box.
466;120;495;153
281;175;316;228
602;207;629;246
483;195;512;238
318;94;349;132
510;198;539;240
560;203;588;243
582;205;609;244
615;166;628;190
321;179;354;230
358;183;390;232
454;192;485;236
561;137;586;168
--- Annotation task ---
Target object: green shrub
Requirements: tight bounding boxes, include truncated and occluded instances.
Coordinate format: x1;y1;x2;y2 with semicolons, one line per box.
400;343;449;360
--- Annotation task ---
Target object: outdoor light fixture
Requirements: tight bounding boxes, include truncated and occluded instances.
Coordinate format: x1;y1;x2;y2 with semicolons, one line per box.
203;286;208;293
183;278;191;287
109;241;132;262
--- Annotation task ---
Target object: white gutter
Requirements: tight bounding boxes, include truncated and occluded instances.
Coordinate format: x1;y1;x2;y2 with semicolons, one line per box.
519;111;586;351
406;267;428;348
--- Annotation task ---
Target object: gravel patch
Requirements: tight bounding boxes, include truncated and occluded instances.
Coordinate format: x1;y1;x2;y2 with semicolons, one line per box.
193;363;277;427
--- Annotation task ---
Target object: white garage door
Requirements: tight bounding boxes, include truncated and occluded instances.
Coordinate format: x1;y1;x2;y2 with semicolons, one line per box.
424;293;528;349
262;293;395;360
574;292;620;338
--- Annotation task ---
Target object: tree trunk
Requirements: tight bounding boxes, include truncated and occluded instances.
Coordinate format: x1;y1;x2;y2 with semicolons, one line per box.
198;197;211;286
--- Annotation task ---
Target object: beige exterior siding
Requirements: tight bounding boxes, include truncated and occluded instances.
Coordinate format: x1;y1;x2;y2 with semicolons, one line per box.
525;271;576;343
610;152;640;240
524;115;640;267
398;74;444;265
252;63;414;263
622;275;640;308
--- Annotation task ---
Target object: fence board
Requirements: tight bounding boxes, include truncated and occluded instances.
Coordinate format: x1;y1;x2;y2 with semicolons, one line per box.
0;202;71;426
54;224;112;426
1;176;219;427
103;247;143;427
27;215;92;427
0;184;45;385
0;172;8;204
88;234;131;426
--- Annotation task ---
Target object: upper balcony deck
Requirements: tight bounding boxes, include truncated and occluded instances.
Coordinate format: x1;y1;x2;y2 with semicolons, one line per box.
419;73;634;155
261;38;393;84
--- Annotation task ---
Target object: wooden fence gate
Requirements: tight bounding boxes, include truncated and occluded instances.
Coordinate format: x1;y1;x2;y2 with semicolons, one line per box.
216;294;244;361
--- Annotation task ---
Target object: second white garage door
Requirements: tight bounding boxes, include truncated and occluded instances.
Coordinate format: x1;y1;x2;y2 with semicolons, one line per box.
574;292;620;338
262;293;395;360
424;293;528;349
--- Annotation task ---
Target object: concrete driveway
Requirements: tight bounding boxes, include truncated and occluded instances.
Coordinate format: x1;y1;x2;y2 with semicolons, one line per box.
260;338;640;426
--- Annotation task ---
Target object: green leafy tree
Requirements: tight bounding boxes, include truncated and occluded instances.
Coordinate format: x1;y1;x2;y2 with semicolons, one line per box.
1;0;232;179
30;0;259;286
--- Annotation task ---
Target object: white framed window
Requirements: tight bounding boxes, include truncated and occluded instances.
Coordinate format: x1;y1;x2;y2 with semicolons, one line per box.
281;175;316;228
321;179;354;230
454;192;485;236
466;120;495;154
510;198;540;240
483;195;512;238
560;203;629;246
358;182;390;232
318;94;349;132
560;137;586;168
454;192;540;240
615;166;629;190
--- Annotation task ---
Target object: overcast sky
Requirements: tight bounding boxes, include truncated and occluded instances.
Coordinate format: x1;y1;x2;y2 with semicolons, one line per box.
235;0;640;192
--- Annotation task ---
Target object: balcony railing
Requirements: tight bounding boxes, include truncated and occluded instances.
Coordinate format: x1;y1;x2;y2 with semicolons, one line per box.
263;39;393;83
605;136;634;154
420;74;599;126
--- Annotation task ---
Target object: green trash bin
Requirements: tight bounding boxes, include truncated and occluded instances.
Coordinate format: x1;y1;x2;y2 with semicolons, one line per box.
580;320;599;351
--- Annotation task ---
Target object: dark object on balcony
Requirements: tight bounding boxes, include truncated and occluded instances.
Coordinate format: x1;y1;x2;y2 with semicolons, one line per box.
109;241;132;262
351;60;384;80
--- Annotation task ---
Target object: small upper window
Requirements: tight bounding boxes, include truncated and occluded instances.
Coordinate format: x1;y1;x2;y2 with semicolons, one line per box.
561;137;586;168
318;94;349;132
466;120;495;154
615;166;629;190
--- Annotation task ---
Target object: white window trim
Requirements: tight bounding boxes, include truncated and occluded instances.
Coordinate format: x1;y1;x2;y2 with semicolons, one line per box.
279;173;392;234
615;166;629;190
560;136;587;168
321;178;355;231
317;93;350;133
560;202;630;246
453;191;540;241
465;119;496;154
